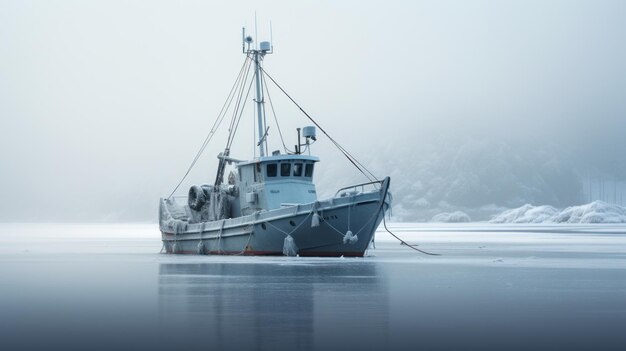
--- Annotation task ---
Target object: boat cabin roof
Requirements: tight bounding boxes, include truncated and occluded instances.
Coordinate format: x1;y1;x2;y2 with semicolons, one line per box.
236;154;319;167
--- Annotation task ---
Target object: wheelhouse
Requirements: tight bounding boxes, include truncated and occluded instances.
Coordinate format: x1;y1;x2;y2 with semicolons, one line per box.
236;154;319;214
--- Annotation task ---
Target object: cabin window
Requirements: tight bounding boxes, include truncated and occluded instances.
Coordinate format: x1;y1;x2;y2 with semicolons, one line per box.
266;163;277;177
293;163;303;177
305;163;314;177
281;163;291;177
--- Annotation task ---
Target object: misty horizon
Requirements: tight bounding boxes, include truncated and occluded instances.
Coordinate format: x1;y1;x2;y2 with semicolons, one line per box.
2;0;625;222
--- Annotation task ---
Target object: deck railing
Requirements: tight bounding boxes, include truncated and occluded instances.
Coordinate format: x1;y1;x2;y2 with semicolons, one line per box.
334;180;383;197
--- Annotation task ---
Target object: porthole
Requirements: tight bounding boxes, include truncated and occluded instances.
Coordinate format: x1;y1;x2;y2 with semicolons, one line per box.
289;220;296;227
261;223;267;230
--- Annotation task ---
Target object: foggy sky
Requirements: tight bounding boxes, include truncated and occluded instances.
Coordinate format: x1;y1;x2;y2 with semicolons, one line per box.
1;0;625;221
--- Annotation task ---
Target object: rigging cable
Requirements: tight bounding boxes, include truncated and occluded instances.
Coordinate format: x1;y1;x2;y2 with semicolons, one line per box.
262;67;437;255
256;64;378;182
215;60;256;186
225;59;254;148
167;57;251;199
228;70;257;149
263;72;296;154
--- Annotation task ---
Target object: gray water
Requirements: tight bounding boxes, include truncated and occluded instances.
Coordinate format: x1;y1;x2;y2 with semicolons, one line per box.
1;223;625;351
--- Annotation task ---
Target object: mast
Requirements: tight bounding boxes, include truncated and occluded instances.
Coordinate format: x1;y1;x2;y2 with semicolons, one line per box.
243;27;273;158
253;51;266;157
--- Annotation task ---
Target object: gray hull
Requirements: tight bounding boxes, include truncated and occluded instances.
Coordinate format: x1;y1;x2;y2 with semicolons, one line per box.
160;178;390;257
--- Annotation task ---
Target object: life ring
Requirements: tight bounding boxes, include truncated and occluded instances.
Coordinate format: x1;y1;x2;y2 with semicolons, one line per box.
188;185;206;211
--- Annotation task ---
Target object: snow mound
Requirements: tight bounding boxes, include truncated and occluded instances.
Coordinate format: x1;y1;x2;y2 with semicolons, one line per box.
490;201;626;224
490;204;558;223
431;211;471;223
552;201;626;223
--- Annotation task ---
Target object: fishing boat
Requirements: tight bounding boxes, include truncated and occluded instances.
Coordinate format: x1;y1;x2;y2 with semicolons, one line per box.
159;28;391;256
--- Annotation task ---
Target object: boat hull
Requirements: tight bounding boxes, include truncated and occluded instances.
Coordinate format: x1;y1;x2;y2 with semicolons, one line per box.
160;178;390;257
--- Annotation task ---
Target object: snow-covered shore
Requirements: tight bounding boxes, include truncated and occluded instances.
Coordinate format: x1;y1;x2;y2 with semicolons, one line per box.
490;201;626;224
430;211;471;223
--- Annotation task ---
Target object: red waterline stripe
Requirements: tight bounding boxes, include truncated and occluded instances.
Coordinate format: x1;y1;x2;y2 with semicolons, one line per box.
170;250;281;256
298;251;364;257
167;250;364;257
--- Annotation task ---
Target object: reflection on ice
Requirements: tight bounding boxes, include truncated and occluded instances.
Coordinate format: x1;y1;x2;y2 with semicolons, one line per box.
157;261;386;351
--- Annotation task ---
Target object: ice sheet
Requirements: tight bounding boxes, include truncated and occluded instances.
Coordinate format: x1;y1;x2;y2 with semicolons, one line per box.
1;223;625;351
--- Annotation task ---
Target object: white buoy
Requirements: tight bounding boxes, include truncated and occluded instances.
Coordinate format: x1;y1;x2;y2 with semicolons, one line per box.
343;230;358;244
311;211;320;227
283;235;298;256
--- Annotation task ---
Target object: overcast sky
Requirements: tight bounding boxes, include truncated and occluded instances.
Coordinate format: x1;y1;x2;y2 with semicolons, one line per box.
1;0;625;221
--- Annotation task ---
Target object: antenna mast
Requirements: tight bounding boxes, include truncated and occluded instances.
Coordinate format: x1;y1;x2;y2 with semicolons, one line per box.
243;26;273;157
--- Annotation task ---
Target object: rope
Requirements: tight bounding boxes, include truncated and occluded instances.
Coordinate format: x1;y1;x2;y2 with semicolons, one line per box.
224;226;254;256
327;189;439;256
344;202;348;232
264;210;313;236
321;203;379;240
237;229;254;255
204;221;254;256
215;220;224;254
382;216;440;256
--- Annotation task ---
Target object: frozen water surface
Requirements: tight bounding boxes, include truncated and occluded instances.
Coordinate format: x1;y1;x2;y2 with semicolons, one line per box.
1;223;625;351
